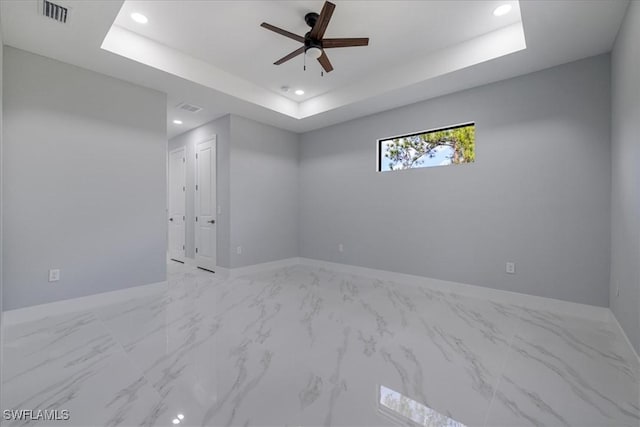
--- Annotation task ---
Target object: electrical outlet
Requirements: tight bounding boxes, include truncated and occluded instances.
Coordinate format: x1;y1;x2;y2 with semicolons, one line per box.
506;262;515;274
49;269;60;282
236;246;242;255
338;244;344;253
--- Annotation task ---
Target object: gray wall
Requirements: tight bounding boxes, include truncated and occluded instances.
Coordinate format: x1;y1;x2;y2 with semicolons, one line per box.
168;115;231;267
300;55;611;307
168;114;299;269
229;115;298;268
2;47;167;310
610;1;640;354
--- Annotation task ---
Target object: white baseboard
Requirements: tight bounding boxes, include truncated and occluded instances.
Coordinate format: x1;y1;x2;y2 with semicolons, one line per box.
2;281;168;326
608;310;640;364
2;257;613;329
169;257;229;278
298;258;611;322
181;257;197;267
169;257;300;280
168;257;244;280
1;258;300;326
228;257;301;278
167;257;198;268
213;266;231;279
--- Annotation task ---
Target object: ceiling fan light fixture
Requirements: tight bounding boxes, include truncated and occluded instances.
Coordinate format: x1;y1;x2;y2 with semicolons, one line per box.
305;47;323;60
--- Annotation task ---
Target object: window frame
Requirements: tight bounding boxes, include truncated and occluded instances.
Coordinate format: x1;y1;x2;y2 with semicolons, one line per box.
377;122;475;172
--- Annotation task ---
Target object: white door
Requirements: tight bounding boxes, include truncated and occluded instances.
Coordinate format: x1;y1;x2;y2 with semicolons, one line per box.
195;137;217;272
168;147;186;262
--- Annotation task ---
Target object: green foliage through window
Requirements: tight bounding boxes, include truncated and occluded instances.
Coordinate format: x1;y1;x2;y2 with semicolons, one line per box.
378;123;475;172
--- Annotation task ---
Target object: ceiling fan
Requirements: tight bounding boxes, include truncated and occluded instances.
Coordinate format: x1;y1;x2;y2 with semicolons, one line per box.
260;1;369;73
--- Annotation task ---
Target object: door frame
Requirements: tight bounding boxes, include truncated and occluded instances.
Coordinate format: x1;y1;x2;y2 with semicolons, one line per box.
194;136;217;272
168;146;186;262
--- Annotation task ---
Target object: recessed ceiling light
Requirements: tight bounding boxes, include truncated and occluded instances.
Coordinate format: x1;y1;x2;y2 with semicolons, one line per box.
173;119;183;125
172;419;180;425
294;89;305;96
131;12;148;24
493;4;512;17
177;414;185;420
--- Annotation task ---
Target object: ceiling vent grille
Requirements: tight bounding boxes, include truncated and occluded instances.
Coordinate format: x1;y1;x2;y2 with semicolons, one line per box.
177;102;204;114
40;0;69;23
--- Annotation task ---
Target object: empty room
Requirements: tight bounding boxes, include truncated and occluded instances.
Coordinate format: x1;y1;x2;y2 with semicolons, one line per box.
0;0;638;426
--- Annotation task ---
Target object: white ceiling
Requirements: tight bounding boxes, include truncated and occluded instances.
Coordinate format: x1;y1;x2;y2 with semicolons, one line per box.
103;0;526;121
0;0;630;139
114;0;522;102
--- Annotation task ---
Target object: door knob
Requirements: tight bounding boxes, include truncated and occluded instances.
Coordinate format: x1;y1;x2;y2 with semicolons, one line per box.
169;218;174;222
208;220;215;224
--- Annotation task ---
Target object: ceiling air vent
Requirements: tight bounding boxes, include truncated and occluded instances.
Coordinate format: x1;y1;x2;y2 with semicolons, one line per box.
40;0;69;23
177;102;204;114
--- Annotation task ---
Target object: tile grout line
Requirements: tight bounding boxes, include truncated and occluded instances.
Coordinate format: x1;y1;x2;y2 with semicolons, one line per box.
481;314;521;427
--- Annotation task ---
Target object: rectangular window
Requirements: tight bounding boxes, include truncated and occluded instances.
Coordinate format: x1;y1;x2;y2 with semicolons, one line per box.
378;123;475;172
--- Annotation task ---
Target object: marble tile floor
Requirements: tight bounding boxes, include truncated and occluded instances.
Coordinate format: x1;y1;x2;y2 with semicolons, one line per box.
1;262;638;427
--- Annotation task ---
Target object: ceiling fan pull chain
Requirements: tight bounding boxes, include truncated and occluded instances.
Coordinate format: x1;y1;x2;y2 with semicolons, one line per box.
304;52;306;71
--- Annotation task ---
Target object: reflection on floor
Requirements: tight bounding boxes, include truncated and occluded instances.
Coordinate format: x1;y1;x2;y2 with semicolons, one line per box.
2;262;639;426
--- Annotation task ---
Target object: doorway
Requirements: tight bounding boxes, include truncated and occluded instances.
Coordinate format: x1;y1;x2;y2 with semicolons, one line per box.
194;137;217;272
168;147;186;262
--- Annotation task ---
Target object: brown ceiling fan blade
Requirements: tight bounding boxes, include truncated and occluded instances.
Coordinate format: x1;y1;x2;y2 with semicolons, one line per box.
317;51;334;73
274;47;305;65
310;1;336;40
260;22;305;43
322;38;369;48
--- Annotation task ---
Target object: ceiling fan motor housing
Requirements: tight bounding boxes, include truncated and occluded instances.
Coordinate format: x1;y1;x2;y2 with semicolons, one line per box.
304;12;323;53
304;12;319;28
304;33;323;51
